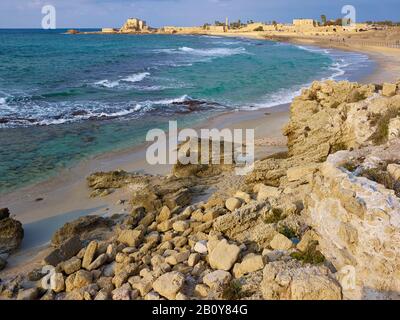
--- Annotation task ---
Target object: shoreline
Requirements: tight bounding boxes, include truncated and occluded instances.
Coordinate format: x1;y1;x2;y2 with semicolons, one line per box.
205;31;400;83
0;33;396;278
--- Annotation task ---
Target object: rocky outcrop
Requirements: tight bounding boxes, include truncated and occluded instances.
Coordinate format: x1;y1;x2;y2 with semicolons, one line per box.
0;209;24;255
51;215;114;247
305;139;400;300
3;80;400;301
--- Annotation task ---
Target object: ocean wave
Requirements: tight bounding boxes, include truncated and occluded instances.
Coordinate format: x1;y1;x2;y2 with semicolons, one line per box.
155;46;247;58
178;46;246;57
93;72;150;88
243;86;304;111
296;44;370;81
296;45;331;55
0;95;226;128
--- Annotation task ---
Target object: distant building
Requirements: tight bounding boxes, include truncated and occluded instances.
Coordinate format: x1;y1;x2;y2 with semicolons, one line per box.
102;28;118;33
120;18;148;33
293;19;316;27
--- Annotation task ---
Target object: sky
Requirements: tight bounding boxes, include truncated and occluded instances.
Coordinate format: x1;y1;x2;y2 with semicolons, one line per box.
0;0;399;28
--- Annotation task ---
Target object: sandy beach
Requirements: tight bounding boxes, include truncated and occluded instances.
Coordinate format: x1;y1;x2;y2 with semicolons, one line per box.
1;32;399;279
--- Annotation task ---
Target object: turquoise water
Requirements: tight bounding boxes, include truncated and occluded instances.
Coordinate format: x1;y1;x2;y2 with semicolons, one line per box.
0;29;374;193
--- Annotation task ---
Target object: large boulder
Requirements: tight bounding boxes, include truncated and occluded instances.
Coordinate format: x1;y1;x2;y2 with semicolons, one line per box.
0;215;24;254
51;215;113;246
152;271;185;300
213;201;275;246
209;239;240;271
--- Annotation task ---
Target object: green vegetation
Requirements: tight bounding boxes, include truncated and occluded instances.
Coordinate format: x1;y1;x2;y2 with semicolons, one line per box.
254;26;264;32
330;142;348;154
290;241;326;265
264;208;285;224
361;166;400;198
369;107;400;145
342;161;358;172
365;20;400;26
278;225;297;239
222;280;248;300
320;15;327;26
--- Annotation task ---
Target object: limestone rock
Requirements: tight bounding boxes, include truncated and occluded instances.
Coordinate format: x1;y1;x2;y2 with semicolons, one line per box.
87;253;108;271
287;163;319;182
388;117;400;140
188;253;200;267
0;216;24;254
225;197;242;212
50;273;65;293
305;145;400;299
112;284;132;300
233;253;264;278
261;260;342;300
152;271;185;300
387;163;400;181
51;215;113;246
118;229;144;247
203;270;232;290
173;220;189;232
382;83;397;97
62;257;82;275
256;184;281;200
297;230;319;252
234;191;252;204
270;234;293;251
82;240;98;269
157;206;171;223
73;270;93;289
213;201;275;246
194;240;208;254
209;239;240;271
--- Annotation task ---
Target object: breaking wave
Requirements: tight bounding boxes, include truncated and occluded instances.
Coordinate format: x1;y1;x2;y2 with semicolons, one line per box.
93;72;150;88
0;95;226;128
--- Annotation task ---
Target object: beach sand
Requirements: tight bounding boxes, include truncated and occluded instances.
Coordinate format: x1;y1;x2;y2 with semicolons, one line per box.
1;32;399;278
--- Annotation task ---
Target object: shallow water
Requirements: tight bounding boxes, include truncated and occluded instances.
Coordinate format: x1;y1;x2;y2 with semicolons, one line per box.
0;29;375;193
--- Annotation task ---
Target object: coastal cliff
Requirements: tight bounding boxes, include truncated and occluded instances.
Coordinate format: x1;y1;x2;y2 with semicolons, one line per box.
1;80;399;300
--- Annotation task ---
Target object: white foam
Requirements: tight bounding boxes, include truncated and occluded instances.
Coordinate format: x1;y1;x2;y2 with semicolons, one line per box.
245;86;305;110
178;46;246;57
122;72;150;83
94;79;120;88
156;46;247;58
94;72;150;88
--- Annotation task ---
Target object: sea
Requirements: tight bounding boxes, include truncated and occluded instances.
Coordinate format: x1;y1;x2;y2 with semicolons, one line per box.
0;29;375;193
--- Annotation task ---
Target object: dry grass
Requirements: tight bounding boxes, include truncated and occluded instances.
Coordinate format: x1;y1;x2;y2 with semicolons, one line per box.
361;166;400;197
290;241;325;265
369;107;400;145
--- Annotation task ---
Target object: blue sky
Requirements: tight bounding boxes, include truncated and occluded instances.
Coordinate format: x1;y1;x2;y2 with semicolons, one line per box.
1;0;399;28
